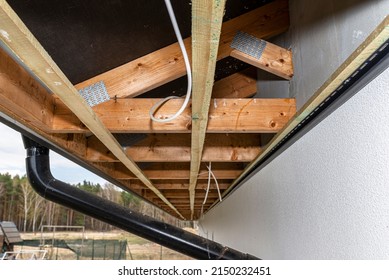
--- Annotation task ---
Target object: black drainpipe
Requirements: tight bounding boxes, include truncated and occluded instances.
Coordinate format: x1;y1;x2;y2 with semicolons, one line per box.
23;136;259;260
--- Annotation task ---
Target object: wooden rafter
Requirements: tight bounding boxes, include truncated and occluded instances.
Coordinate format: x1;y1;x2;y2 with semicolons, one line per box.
112;162;245;180
74;0;289;98
189;0;226;218
212;68;257;98
0;0;183;219
156;197;212;204
0;51;55;132
230;40;293;80
53;98;296;133
87;134;261;162
0;41;135;209
128;179;231;190
146;190;221;199
0;51;263;136
151;194;217;202
0;37;91;162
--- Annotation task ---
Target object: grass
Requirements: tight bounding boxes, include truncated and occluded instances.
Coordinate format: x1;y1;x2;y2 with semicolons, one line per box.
16;229;195;260
125;234;149;245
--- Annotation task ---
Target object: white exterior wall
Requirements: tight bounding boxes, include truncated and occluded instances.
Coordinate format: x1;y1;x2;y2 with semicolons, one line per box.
199;67;389;259
257;0;389;108
199;0;389;259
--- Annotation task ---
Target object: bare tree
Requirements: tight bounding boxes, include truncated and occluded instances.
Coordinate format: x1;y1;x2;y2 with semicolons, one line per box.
8;175;20;221
31;192;45;233
20;180;34;232
99;183;121;230
46;201;55;226
102;183;120;203
0;182;4;221
0;182;4;197
0;182;4;211
37;200;48;231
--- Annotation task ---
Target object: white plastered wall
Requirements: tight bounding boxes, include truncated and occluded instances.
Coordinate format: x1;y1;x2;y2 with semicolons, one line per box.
199;66;389;259
199;0;389;259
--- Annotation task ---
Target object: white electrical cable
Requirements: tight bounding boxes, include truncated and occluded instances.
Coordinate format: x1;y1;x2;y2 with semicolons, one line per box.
201;162;213;218
202;162;212;205
200;162;223;217
207;163;223;202
149;0;192;123
200;162;223;218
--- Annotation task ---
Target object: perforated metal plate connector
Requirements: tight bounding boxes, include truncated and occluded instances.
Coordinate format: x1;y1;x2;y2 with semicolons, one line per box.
78;81;110;107
231;31;267;59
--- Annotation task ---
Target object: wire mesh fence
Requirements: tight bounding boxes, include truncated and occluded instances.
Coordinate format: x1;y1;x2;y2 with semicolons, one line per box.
19;238;127;260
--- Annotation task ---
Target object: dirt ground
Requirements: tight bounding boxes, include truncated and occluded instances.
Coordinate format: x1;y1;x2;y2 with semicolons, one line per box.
15;229;196;260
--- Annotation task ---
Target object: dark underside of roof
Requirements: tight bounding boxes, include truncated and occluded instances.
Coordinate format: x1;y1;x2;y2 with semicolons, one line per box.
7;0;271;98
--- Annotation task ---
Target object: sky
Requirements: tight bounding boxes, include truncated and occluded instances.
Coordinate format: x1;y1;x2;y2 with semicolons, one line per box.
0;122;107;186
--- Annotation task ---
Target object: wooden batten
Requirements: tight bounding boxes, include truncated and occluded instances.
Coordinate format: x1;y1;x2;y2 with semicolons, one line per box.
53;98;295;133
189;0;226;217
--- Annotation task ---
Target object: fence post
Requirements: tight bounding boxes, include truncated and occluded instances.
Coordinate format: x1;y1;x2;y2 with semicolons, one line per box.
92;239;95;260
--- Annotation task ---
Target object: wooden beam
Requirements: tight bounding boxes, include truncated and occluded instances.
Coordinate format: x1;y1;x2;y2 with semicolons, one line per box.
53;98;296;133
86;134;261;162
119;169;240;180
0;101;89;161
165;204;213;208
152;196;215;203
74;0;289;98
212;68;257;98
146;190;220;199
0;48;55;132
0;14;145;210
222;16;389;206
189;0;226;218
162;211;201;220
128;179;231;190
163;207;206;213
113;162;245;180
230;40;293;80
174;207;213;212
155;198;213;204
0;1;183;219
0;38;90;161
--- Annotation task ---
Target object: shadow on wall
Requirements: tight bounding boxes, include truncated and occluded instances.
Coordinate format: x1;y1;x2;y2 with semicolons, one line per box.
290;0;379;33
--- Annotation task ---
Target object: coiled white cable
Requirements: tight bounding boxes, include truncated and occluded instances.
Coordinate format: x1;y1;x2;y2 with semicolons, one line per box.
149;0;192;123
